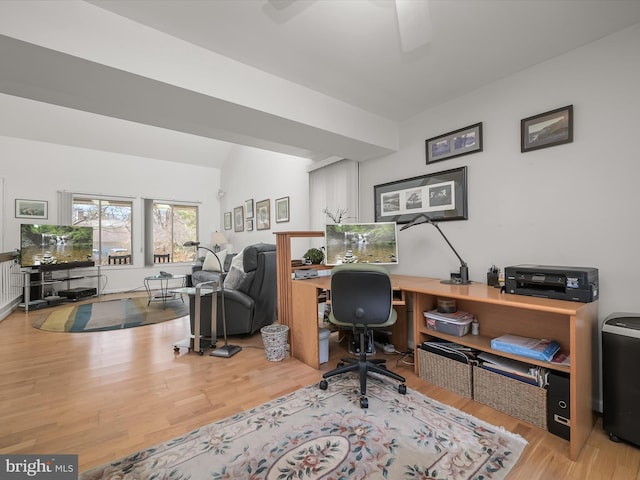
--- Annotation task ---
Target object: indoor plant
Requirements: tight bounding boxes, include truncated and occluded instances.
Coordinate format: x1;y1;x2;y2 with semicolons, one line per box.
303;248;324;265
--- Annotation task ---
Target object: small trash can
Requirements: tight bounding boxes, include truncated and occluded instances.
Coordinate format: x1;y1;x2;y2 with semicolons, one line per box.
261;324;289;361
319;328;331;364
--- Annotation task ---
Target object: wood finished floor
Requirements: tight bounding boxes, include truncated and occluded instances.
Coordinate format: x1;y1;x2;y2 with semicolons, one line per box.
1;294;639;478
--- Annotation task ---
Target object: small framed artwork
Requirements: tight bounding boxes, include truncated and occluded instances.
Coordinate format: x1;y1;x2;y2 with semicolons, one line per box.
275;196;290;223
244;199;254;219
256;199;270;230
15;199;48;219
234;206;244;232
374;166;468;224
521;105;573;152
224;212;232;230
426;122;483;164
246;219;254;231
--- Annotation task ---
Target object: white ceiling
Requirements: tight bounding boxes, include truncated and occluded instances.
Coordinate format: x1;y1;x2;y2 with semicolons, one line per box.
1;0;640;168
87;0;640;121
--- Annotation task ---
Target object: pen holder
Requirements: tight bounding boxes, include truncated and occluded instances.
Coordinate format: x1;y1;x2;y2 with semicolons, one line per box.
487;272;500;288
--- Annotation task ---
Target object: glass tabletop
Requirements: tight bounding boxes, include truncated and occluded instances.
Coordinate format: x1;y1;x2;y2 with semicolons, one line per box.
174;286;218;296
145;274;187;281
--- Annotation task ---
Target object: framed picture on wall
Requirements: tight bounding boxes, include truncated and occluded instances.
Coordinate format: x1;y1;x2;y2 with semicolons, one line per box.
275;196;290;223
246;219;254;231
426;123;483;163
374;166;468;223
15;199;48;219
234;206;244;232
224;212;232;230
521;105;573;152
245;199;254;219
256;199;270;230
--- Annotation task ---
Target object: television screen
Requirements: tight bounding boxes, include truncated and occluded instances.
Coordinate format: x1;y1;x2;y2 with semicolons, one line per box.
20;224;95;269
325;222;398;266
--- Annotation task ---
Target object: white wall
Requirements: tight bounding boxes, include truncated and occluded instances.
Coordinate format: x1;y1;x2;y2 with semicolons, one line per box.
219;144;312;258
359;23;640;410
0;136;220;292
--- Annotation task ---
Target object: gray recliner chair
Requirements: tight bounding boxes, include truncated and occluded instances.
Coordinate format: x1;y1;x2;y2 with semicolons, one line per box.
189;243;277;338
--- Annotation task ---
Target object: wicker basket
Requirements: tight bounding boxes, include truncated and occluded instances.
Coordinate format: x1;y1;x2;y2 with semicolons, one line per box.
417;348;473;398
473;366;547;429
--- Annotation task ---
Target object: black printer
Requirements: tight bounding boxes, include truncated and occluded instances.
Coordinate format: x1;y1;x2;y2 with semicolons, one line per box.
504;264;598;303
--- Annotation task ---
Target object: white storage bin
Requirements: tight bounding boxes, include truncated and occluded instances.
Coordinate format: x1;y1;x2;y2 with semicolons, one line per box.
319;328;331;364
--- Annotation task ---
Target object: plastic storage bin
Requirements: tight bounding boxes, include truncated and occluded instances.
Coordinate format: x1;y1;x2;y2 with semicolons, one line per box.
319;328;330;364
423;312;473;337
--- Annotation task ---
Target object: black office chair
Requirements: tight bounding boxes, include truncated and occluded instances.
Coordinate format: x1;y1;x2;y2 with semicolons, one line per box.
319;264;407;408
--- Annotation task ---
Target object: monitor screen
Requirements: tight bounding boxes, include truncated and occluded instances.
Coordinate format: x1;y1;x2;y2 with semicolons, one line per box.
325;222;398;266
20;224;95;269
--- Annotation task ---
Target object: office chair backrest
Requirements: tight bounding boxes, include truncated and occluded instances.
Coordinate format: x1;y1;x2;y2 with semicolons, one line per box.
330;264;393;325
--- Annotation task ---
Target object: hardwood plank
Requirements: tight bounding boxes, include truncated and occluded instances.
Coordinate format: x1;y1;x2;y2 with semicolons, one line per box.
0;294;639;477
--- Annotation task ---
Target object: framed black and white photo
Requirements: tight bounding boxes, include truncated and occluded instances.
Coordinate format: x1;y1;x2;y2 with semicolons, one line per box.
426;123;483;163
521;105;573;152
15;199;48;219
256;199;270;230
374;166;468;223
234;206;244;232
224;212;232;230
244;199;254;219
246;219;254;231
275;196;290;223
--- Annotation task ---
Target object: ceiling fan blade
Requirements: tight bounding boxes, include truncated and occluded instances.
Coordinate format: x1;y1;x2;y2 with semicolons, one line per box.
395;0;432;52
267;0;297;9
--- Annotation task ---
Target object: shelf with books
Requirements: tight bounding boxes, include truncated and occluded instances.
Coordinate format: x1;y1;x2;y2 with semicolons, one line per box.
415;325;570;374
403;279;598;461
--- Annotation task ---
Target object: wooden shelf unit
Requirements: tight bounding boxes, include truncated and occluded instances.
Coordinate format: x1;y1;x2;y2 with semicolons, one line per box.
274;230;324;333
400;276;597;461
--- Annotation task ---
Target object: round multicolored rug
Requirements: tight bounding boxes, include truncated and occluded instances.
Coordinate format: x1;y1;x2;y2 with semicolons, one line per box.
31;297;188;332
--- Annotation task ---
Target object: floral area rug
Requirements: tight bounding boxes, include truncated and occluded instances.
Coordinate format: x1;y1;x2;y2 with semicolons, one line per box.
79;375;527;480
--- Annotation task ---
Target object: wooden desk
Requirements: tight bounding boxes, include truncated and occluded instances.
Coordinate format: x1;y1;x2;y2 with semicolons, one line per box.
290;275;407;370
290;273;597;461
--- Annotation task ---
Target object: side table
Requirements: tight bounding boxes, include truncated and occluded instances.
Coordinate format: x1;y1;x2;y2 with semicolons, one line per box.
173;281;218;355
144;274;187;308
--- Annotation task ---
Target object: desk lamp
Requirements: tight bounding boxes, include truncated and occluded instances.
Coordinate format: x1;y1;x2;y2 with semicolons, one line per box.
183;241;242;357
400;213;471;284
211;231;228;253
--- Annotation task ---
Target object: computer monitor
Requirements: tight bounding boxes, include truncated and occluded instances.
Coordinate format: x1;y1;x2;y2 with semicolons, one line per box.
324;222;398;266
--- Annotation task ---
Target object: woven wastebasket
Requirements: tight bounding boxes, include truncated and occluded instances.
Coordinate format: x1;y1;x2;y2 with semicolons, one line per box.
261;324;289;361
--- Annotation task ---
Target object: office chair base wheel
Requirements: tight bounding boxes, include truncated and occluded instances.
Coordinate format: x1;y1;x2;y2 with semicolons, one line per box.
319;380;328;390
360;396;368;409
398;384;407;395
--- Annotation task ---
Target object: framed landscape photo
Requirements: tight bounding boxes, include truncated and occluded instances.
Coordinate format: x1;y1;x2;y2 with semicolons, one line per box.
275;196;290;223
374;166;468;224
521;105;573;152
426;122;483;164
224;212;232;230
256;199;270;230
234;206;244;232
244;199;254;219
15;199;48;219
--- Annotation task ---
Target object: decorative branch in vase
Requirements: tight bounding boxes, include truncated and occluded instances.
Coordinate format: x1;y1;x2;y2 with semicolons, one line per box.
322;207;354;224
